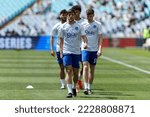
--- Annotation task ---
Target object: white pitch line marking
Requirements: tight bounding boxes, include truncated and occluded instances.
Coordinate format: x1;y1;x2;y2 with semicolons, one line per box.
102;56;150;74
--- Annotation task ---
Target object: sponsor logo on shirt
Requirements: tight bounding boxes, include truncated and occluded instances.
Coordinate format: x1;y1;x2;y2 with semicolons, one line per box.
85;30;94;35
67;33;76;38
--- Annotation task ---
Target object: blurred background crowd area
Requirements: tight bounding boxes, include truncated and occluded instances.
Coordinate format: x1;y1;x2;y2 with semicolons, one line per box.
0;0;150;38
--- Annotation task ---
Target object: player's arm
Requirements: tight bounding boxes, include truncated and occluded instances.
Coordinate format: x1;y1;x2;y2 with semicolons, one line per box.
81;35;88;49
97;34;103;57
50;25;57;57
59;27;64;58
50;35;55;56
81;25;88;49
59;37;63;58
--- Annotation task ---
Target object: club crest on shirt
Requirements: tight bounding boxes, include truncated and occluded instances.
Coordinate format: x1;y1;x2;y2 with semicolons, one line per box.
93;25;96;28
75;27;79;30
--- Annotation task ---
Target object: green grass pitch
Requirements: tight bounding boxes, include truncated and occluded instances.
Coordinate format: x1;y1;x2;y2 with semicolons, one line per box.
0;48;150;100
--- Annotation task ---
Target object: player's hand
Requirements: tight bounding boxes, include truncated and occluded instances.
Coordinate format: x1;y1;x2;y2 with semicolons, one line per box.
97;50;102;57
50;50;55;57
83;43;88;49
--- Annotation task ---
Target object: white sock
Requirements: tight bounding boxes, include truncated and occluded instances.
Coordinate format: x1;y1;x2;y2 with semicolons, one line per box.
88;83;92;90
60;79;65;86
72;83;77;89
67;84;72;93
84;83;88;89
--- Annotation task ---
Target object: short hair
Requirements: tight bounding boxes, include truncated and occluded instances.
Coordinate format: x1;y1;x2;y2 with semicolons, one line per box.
72;5;81;12
67;8;75;14
86;8;94;15
60;9;67;15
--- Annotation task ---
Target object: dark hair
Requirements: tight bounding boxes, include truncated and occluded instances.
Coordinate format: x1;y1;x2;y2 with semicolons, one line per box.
60;9;67;15
72;5;81;12
86;8;94;15
67;8;75;14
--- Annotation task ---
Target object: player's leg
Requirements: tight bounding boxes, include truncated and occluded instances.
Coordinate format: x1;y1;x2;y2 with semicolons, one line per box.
63;54;73;98
83;61;89;95
56;52;65;89
76;54;83;92
78;61;83;89
88;51;97;94
79;63;83;80
66;65;73;97
59;63;65;89
88;64;95;94
82;50;90;95
72;54;80;96
72;67;79;96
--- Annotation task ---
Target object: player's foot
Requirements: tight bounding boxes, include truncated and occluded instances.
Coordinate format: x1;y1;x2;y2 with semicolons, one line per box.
72;88;77;97
77;80;83;89
88;89;93;95
84;89;88;95
66;93;73;98
60;85;65;89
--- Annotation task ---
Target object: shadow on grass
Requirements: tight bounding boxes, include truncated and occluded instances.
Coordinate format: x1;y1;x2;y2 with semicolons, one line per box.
78;89;134;100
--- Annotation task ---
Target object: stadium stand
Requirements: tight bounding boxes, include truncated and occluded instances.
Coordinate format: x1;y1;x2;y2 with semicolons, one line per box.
0;0;150;38
0;0;36;27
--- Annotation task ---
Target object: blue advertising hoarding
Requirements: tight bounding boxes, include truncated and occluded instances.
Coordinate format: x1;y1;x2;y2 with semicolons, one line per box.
0;36;57;50
0;36;143;50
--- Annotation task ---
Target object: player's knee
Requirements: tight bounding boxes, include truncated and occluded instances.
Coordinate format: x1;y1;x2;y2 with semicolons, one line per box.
66;68;72;75
83;64;88;71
